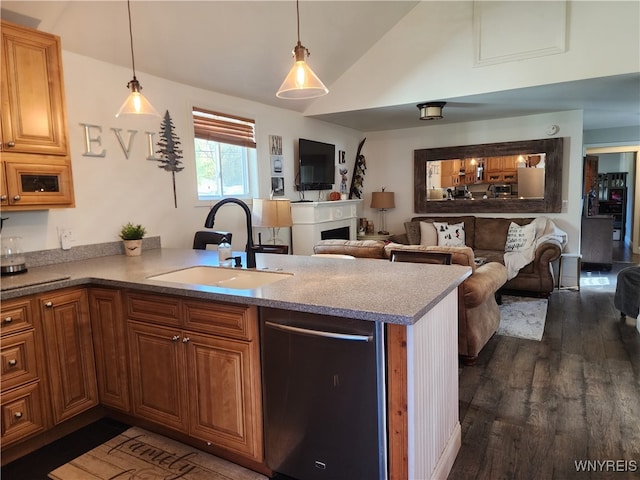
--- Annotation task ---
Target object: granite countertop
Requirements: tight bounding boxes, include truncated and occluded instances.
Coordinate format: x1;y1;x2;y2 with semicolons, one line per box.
0;249;471;325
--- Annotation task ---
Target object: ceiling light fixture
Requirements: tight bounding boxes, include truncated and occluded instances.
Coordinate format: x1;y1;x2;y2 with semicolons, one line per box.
417;102;446;120
276;0;328;99
116;0;159;117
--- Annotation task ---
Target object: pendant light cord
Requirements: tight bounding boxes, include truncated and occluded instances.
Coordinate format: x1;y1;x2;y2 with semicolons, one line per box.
296;0;301;44
127;0;137;79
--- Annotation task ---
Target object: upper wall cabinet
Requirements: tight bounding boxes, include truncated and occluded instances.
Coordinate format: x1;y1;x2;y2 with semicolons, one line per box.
0;20;74;210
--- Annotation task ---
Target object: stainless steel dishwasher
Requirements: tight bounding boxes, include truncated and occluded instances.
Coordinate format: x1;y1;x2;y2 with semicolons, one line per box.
261;307;387;480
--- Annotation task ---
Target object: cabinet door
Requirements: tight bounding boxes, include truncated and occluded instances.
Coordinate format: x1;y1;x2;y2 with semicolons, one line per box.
89;288;130;412
39;289;98;424
128;320;187;431
185;332;263;462
1;21;68;156
3;161;74;207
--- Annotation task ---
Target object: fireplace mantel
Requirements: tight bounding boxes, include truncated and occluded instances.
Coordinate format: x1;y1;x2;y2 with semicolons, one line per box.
290;199;362;255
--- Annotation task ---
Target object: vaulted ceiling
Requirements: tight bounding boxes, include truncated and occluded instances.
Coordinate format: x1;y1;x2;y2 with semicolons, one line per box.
2;1;639;132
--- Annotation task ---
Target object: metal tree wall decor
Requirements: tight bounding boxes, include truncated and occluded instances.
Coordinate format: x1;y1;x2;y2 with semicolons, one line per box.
153;110;184;207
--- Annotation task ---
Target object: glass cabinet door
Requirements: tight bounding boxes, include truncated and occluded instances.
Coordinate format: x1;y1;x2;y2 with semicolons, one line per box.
4;161;74;207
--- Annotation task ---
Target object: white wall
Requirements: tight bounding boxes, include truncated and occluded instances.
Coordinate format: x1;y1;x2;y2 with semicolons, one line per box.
2;52;363;253
308;0;639;116
359;111;584;255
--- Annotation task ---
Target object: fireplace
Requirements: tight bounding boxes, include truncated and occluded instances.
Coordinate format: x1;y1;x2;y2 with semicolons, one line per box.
321;226;350;241
290;200;362;255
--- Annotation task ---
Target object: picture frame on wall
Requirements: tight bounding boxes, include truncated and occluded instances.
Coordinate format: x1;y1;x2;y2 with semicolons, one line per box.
271;177;285;196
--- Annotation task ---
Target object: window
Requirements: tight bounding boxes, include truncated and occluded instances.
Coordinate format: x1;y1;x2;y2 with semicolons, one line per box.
193;107;256;200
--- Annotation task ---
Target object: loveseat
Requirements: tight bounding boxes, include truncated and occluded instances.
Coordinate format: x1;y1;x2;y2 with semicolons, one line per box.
392;216;565;297
313;239;507;363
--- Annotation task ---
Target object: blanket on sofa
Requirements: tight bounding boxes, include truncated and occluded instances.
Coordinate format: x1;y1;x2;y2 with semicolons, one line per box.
503;217;567;280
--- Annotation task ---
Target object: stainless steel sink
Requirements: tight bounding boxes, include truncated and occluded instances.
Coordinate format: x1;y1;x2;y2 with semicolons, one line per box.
147;266;292;290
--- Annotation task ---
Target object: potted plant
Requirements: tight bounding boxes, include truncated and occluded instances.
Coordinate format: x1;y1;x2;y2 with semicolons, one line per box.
119;222;146;257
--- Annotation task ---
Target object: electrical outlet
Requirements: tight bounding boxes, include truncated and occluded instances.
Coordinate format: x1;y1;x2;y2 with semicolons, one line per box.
60;228;73;250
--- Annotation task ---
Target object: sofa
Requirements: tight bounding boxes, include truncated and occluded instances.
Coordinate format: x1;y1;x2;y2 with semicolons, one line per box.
313;239;508;364
391;216;565;297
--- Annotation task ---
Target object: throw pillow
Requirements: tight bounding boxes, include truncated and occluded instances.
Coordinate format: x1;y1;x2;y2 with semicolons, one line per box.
433;221;466;247
404;221;421;245
504;221;536;252
419;222;438;246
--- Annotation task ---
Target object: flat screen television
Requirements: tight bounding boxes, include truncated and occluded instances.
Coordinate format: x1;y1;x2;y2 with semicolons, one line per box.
297;138;335;191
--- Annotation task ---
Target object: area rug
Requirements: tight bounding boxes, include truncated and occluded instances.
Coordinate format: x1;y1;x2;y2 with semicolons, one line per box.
497;295;548;341
48;426;267;480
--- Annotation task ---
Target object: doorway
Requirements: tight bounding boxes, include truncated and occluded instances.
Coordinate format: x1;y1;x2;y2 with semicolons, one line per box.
585;146;640;261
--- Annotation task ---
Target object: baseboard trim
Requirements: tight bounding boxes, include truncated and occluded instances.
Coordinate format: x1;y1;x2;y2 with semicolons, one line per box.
430;422;461;480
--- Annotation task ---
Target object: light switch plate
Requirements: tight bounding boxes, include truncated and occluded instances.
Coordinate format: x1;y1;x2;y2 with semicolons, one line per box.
60;228;73;250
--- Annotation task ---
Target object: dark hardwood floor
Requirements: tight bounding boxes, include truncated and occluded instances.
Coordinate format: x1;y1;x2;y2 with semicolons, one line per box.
450;261;640;479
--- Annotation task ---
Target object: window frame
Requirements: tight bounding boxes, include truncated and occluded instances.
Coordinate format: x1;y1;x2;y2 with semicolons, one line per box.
192;107;257;201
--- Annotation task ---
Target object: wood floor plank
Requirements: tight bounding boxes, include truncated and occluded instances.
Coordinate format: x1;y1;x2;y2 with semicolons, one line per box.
450;266;640;479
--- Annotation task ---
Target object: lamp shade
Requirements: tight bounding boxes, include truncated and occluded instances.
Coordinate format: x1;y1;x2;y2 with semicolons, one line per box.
417;102;446;120
116;79;160;117
370;191;395;209
252;199;293;227
276;43;329;99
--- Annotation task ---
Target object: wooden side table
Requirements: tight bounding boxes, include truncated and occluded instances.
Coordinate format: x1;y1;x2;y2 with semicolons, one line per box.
558;253;582;290
356;233;391;241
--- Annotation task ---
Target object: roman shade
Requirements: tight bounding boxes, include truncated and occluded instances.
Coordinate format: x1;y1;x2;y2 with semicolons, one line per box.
192;107;256;148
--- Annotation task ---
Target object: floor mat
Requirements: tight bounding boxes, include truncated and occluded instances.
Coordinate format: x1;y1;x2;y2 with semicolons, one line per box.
497;296;548;341
48;426;266;480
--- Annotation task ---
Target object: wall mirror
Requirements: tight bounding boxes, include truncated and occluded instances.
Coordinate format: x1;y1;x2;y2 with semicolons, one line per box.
414;138;563;214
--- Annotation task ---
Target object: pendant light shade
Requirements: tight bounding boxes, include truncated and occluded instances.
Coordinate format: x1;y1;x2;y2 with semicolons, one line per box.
116;0;159;117
276;1;328;99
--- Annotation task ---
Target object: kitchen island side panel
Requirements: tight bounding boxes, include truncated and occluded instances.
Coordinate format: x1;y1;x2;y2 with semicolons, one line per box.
406;289;460;479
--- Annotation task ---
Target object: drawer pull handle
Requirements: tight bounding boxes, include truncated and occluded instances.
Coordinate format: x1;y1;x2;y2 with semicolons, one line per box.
4;317;12;324
7;141;15;148
0;195;7;201
8;359;17;367
44;301;53;308
182;337;190;343
14;411;22;419
171;335;180;342
13;195;21;201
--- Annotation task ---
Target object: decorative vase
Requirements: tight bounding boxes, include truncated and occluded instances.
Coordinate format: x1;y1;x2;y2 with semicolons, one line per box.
123;239;142;257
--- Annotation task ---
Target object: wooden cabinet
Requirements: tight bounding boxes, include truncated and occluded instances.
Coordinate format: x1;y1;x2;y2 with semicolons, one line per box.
581;216;613;267
0;20;74;210
0;296;49;447
88;288;130;412
39;288;98;424
126;292;263;462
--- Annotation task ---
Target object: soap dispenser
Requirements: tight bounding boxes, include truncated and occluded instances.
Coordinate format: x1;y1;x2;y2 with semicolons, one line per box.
218;236;232;267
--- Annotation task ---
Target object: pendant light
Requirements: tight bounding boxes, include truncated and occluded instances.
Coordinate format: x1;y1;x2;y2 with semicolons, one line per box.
116;0;159;117
276;0;328;99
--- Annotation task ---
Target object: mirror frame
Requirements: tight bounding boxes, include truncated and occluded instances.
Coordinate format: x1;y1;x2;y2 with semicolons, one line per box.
414;137;563;214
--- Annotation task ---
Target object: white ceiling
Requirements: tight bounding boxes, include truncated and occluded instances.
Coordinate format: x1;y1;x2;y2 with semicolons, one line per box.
2;0;639;132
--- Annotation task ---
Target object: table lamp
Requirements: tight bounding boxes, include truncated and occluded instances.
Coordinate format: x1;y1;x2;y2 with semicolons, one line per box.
252;199;293;244
370;189;395;235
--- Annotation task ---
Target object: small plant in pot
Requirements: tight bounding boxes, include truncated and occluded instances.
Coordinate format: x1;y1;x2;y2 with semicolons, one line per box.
119;222;146;257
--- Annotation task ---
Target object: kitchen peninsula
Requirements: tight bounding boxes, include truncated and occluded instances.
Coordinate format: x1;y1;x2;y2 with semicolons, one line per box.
1;248;470;480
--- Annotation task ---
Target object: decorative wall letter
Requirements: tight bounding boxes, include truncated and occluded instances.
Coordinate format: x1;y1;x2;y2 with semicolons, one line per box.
111;128;138;159
145;131;163;161
80;123;106;157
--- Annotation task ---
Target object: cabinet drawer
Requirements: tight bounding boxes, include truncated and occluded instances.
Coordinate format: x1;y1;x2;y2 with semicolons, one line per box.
1;331;39;391
183;301;257;340
126;292;181;327
0;297;34;335
1;381;47;446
